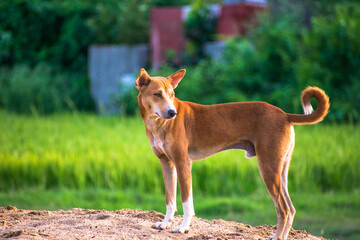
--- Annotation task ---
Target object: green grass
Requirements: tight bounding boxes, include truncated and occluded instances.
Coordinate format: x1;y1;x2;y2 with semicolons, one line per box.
0;111;163;192
0;110;359;194
0;110;359;239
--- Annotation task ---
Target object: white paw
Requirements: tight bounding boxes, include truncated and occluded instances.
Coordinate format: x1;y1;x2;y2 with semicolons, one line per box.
172;225;189;233
153;221;171;230
267;236;280;240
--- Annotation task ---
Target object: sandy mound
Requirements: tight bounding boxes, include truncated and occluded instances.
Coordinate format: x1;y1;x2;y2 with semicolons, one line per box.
0;206;326;240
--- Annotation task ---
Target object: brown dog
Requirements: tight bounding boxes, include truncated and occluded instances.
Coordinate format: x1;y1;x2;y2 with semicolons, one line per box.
135;68;329;240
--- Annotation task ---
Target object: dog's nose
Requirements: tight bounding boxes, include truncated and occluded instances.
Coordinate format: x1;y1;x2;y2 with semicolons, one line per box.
168;109;177;118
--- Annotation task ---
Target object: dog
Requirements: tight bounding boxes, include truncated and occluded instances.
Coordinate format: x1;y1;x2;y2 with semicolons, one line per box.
135;68;329;240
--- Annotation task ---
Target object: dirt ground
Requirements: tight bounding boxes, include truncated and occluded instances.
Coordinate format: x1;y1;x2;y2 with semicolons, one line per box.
0;206;326;240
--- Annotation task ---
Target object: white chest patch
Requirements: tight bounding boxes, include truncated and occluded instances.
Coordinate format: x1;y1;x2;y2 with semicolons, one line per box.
153;137;165;153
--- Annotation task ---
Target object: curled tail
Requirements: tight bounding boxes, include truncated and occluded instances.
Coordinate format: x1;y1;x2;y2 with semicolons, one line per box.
287;86;330;125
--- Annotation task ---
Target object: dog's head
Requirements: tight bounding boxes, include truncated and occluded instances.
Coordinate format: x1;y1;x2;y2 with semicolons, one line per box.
135;68;186;119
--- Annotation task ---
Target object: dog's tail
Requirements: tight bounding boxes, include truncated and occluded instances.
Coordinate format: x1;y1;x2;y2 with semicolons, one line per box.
287;86;330;125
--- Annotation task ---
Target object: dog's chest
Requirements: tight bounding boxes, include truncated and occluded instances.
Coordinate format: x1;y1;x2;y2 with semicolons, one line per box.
151;136;166;154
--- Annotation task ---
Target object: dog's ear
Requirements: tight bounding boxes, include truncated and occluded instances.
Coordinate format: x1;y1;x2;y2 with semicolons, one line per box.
135;68;151;91
168;69;186;89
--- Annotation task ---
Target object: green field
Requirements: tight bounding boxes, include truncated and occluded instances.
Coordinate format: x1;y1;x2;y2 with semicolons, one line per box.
0;111;359;239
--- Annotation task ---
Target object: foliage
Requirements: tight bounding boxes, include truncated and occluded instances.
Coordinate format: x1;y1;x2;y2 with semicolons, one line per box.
0;0;210;115
87;0;151;45
184;0;218;65
120;87;140;116
0;0;189;69
113;83;139;116
0;64;94;114
158;13;302;113
0;0;194;67
0;0;359;121
151;2;360;123
296;3;360;122
0;0;95;74
151;0;192;7
218;13;300;113
88;0;219;45
0;0;96;113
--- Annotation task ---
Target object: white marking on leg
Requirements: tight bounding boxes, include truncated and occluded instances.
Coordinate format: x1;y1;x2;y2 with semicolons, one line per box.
173;189;194;233
154;203;177;229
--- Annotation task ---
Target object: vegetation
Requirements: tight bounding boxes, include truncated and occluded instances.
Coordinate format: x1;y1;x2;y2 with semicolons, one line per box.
184;0;218;65
1;111;359;194
150;2;360;123
0;111;359;239
0;0;194;114
0;0;96;113
0;64;94;114
1;0;360;122
296;3;360;122
120;2;360;123
1;1;358;239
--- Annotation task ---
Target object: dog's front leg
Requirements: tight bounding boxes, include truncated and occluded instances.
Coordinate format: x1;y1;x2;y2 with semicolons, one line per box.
172;158;194;233
153;156;177;230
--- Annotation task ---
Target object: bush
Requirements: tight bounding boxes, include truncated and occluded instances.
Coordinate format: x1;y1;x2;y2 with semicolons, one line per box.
0;0;96;114
167;13;301;113
184;0;218;65
0;64;94;115
0;0;194;115
296;3;360;122
149;3;360;123
87;0;150;45
0;0;95;74
115;83;139;116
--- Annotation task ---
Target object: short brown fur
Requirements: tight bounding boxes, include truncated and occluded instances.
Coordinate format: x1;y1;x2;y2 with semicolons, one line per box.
136;68;330;239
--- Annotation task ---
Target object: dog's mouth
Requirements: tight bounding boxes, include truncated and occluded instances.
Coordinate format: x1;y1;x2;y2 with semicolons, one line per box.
155;112;176;120
164;115;176;120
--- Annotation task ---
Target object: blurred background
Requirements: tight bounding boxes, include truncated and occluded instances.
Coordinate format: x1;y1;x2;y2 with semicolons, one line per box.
0;0;359;239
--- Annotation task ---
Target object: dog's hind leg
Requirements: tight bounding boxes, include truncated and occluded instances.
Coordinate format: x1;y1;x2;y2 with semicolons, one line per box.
153;156;177;230
281;127;296;240
257;145;292;240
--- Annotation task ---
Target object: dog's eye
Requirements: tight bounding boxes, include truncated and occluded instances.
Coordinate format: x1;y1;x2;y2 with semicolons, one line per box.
171;92;175;97
154;93;162;98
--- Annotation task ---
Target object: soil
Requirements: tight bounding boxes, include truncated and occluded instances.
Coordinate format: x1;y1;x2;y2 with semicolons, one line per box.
0;206;326;240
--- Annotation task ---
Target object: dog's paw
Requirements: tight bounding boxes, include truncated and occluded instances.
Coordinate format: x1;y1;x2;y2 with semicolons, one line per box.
267;236;281;240
172;225;189;233
153;221;171;230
